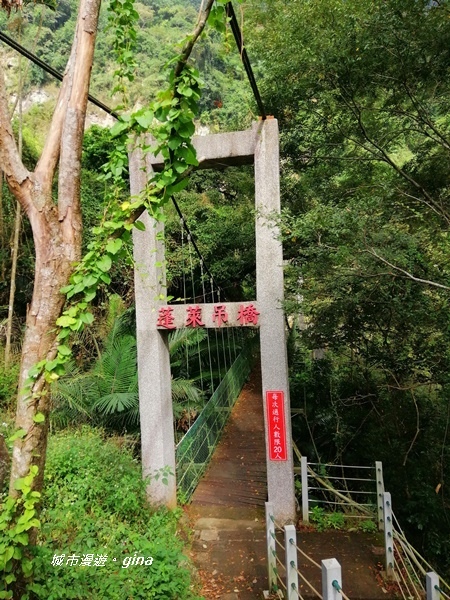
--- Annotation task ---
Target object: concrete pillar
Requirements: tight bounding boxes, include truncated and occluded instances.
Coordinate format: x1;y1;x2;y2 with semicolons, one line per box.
265;502;277;593
375;461;385;531
383;492;394;579
426;572;440;600
255;118;296;522
322;558;342;600
301;456;309;522
130;146;176;508
284;524;299;600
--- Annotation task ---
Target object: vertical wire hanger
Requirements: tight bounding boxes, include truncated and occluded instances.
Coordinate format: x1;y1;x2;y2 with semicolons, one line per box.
188;233;204;392
200;259;215;394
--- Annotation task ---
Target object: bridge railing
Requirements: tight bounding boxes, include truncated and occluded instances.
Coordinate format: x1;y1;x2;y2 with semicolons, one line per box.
296;449;384;528
175;339;255;501
381;491;450;600
266;494;450;600
266;501;350;600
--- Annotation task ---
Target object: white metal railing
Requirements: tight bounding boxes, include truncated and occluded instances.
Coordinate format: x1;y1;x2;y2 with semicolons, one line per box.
427;572;450;600
265;497;450;600
265;502;349;600
296;449;383;527
381;492;450;600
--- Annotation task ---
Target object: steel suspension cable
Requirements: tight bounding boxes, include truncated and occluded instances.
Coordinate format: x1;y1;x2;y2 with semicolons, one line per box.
179;218;194;432
187;234;204;391
211;277;223;380
217;288;228;372
225;1;267;119
0;30;120;119
171;197;228;301
200;260;215;393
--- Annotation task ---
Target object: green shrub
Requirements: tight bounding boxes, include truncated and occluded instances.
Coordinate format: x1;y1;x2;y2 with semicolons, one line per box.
309;506;346;531
0;360;19;409
28;428;202;600
359;519;378;534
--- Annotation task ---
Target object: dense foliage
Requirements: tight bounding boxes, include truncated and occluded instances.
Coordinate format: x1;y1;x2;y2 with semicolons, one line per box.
3;0;450;587
247;0;450;575
28;428;202;600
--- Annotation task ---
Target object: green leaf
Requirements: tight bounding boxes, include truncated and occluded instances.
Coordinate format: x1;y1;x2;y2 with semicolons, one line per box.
82;274;98;288
134;220;146;231
8;429;26;443
14;533;29;546
97;255;112;272
80;312;94;325
168;136;183;150
33;413;45;424
176;120;195;139
134;109;154;129
84;289;96;303
2;547;14;563
173;161;187;174
110;120;130;138
105;238;123;255
56;315;77;328
57;345;71;357
166;179;189;196
178;145;198;166
100;273;111;284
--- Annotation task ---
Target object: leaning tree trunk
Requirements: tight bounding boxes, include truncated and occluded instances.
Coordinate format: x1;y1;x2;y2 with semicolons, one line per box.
10;206;81;492
0;0;101;496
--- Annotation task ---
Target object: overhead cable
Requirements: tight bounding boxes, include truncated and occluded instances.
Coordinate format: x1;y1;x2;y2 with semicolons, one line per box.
225;1;267;120
0;30;120;119
170;195;228;301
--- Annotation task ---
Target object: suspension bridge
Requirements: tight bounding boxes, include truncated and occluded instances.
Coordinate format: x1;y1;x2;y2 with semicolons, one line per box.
3;3;450;599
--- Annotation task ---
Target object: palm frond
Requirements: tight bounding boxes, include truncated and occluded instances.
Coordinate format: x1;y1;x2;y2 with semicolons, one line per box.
93;392;139;415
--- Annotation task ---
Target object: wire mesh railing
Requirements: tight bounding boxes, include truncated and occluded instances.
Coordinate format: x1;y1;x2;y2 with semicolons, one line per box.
175;339;255;500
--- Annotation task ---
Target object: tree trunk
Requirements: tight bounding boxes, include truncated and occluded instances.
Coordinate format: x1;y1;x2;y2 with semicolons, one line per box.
5;51;23;368
0;0;102;496
4;201;20;368
10;206;80;492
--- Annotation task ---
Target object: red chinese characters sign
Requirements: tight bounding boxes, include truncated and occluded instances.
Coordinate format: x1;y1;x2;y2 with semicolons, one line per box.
266;390;287;461
156;307;175;330
156;303;260;329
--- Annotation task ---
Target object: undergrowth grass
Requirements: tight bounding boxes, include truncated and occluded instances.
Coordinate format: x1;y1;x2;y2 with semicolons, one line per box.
28;427;202;600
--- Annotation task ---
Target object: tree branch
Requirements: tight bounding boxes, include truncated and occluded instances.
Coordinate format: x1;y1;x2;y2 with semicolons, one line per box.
339;89;450;221
34;4;80;194
58;0;101;238
367;247;450;291
403;389;420;467
173;0;215;79
0;62;32;213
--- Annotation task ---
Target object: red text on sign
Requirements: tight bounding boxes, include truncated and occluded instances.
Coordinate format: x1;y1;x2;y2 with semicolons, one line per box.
266;390;287;461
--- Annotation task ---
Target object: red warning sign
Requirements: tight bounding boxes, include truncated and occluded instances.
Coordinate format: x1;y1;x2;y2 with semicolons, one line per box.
266;390;287;461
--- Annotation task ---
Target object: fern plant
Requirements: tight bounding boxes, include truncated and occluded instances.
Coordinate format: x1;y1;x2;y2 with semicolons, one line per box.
51;316;205;432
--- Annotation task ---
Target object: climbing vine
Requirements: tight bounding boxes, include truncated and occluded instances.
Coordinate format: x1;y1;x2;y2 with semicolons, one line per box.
27;0;238;389
0;467;40;598
0;1;242;594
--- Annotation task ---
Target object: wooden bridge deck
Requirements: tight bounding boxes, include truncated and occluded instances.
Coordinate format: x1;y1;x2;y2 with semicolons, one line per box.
190;364;267;509
188;368;392;600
